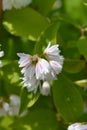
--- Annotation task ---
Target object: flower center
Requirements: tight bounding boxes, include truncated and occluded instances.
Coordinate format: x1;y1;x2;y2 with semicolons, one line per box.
31;55;39;65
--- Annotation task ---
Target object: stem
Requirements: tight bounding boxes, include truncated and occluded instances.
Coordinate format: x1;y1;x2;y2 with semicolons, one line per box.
80;25;86;38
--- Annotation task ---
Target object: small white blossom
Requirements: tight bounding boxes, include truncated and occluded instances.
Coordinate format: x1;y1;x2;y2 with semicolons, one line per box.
68;123;87;130
22;65;35;79
45;71;57;81
44;43;64;79
3;0;32;11
40;81;50;96
3;102;10;112
10;95;20;106
44;43;60;61
0;95;27;117
36;58;50;80
9;95;20;116
49;60;62;74
23;76;40;93
17;43;64;95
17;53;31;67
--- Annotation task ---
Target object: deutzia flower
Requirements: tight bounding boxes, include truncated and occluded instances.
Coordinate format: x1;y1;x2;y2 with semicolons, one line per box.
68;123;87;130
40;81;50;96
44;42;61;61
17;43;64;95
3;0;32;11
8;95;20;116
49;60;62;74
22;76;40;93
44;43;64;78
17;53;36;79
36;58;50;80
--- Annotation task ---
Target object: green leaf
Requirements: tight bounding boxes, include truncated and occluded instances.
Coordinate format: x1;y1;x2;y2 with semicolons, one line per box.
0;61;21;96
63;59;85;73
19;88;40;114
32;0;56;16
0;116;14;130
64;0;87;25
11;109;59;130
30;95;53;110
34;21;60;54
52;73;83;122
58;21;80;43
3;8;49;40
77;37;87;60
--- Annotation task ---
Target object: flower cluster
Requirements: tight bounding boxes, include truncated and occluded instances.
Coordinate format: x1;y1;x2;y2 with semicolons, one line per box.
68;122;87;130
0;95;27;117
17;43;64;95
3;0;32;11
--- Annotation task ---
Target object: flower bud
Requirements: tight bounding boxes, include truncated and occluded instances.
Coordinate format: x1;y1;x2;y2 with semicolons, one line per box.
40;81;50;96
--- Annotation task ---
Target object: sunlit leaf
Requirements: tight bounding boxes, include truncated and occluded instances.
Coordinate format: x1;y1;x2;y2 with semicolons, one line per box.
52;73;83;122
19;87;40;114
11;109;59;130
3;8;49;40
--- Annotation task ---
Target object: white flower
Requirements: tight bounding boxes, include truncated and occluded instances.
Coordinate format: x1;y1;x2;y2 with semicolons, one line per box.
3;0;32;11
10;95;20;106
17;53;31;67
36;58;50;80
44;43;64;80
3;102;10;112
23;76;40;93
0;51;4;57
49;60;63;74
40;81;50;96
68;123;87;130
17;53;36;79
44;42;61;61
17;43;64;95
0;95;28;117
21;64;35;79
9;95;20;116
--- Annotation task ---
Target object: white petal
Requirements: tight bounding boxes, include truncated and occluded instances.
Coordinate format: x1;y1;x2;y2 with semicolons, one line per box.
23;65;35;79
10;95;20;106
68;123;87;130
17;53;31;67
50;60;62;74
45;70;57;81
3;0;13;11
68;123;80;130
23;76;40;93
40;81;50;96
44;43;64;61
36;58;50;80
3;0;32;10
3;102;10;112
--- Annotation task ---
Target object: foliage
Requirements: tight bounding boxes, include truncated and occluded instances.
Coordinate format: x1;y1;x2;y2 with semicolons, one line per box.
0;0;87;129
